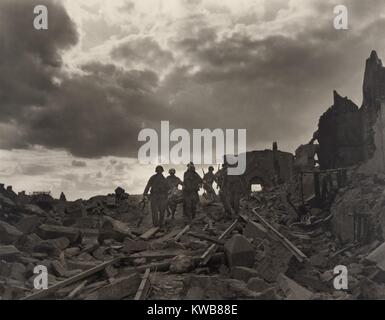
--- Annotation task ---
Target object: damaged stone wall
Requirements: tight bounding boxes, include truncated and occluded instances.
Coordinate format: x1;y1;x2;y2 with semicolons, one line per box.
359;101;385;174
242;149;294;191
315;51;385;173
317;91;363;170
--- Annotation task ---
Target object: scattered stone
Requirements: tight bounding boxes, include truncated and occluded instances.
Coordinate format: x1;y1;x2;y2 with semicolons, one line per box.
98;217;132;243
247;277;270;292
0;221;23;244
366;242;385;272
309;252;329;269
256;240;293;282
65;247;81;257
85;273;141;300
33;240;61;257
37;224;81;244
0;245;21;262
277;273;313;300
224;234;255;268
243;221;269;242
230;266;260;282
169;255;196;274
51;261;67;278
15;215;40;235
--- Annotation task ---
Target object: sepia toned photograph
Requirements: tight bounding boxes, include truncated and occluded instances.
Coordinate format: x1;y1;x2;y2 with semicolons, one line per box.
1;0;385;309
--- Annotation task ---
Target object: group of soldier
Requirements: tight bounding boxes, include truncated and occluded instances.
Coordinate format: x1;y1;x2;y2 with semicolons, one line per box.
142;162;247;229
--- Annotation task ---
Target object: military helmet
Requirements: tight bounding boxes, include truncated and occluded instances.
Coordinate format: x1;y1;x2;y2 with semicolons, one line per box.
155;165;164;173
187;162;195;168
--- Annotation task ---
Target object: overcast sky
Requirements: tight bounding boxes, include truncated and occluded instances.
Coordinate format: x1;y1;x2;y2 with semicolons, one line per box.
0;0;384;199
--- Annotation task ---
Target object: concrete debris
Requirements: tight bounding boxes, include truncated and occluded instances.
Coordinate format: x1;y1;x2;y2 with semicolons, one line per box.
243;220;270;242
169;255;196;274
366;242;385;272
86;274;141;300
224;234;255;268
247;277;270;292
1;170;384;300
0;245;21;262
256;240;294;282
37;225;82;244
0;221;23;244
3;50;385;299
230;266;260;282
15;215;41;235
277;273;314;300
183;275;266;299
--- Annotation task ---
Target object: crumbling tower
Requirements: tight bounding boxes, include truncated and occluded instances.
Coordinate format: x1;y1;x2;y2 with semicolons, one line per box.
361;50;385;168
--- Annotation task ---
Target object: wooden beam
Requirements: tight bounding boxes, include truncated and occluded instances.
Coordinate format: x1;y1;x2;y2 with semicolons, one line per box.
187;232;226;245
67;280;87;299
134;268;151;300
200;219;239;266
330;242;359;259
140;227;160;240
153;229;181;243
22;257;121;300
174;225;190;241
250;209;307;262
127;250;190;261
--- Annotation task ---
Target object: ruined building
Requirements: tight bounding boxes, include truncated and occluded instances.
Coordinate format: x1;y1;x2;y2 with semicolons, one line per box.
242;148;294;191
316;50;385;172
317;91;363;170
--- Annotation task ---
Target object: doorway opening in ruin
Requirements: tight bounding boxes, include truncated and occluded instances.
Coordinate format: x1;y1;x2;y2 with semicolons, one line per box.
249;176;265;193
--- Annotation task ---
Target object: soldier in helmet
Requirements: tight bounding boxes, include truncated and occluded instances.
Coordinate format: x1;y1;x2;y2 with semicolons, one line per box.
222;163;247;217
214;163;227;204
143;165;169;229
166;169;183;191
166;168;183;218
183;162;203;223
203;166;216;201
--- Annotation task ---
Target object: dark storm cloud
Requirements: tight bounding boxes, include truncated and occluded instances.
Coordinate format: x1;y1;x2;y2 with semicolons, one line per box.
159;3;385;150
1;0;385;159
0;0;168;158
0;0;78;118
20;62;166;158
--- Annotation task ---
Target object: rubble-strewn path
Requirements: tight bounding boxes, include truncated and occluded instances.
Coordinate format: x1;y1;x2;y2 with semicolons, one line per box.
2;173;385;300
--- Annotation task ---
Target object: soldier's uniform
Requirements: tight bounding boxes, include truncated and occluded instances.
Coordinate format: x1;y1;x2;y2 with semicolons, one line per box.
166;173;183;218
143;171;169;228
203;170;216;201
166;175;183;191
183;166;202;223
214;167;226;207
222;170;246;217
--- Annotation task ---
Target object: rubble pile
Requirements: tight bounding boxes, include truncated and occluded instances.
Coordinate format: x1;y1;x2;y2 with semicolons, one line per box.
1;172;385;300
2;51;385;300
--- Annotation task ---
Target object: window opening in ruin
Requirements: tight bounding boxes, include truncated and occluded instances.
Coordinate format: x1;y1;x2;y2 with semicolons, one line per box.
251;184;262;192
